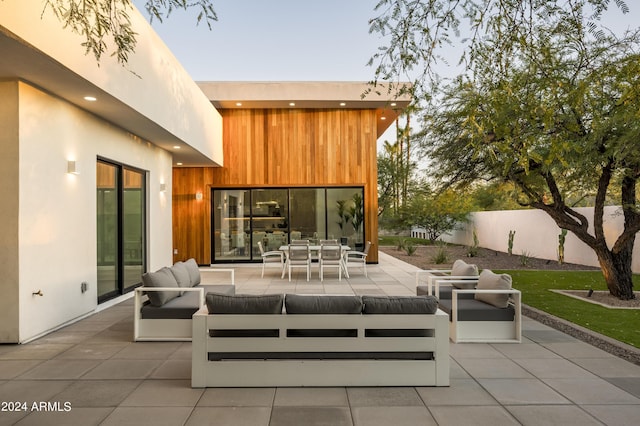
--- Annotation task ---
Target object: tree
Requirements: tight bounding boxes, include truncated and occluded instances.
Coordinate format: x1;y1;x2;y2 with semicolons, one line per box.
40;0;217;65
402;188;472;241
407;2;640;299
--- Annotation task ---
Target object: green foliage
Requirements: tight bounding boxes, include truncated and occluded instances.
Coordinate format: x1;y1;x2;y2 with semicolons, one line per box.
378;236;429;246
399;187;472;241
519;250;532;267
396;237;406;251
42;0;217;65
497;270;640;348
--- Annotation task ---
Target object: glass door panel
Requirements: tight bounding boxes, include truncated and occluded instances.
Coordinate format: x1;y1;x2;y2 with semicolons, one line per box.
327;187;364;250
213;190;250;261
251;189;288;253
97;161;119;300
289;188;326;243
123;168;145;290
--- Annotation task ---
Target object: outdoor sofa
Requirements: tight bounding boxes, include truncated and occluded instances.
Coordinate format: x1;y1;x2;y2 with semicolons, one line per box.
192;293;450;387
134;259;235;341
417;261;522;343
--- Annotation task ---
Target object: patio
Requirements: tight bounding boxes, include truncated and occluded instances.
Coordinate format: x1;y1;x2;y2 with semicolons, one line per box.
1;253;639;425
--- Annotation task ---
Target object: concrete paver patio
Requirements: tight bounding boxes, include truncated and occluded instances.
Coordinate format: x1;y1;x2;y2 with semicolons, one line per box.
1;252;639;425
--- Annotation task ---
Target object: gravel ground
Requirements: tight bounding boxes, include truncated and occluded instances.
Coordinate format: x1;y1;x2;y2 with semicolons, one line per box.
381;244;640;365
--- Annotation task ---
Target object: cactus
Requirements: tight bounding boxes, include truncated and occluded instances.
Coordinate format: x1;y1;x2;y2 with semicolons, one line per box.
558;229;568;264
508;230;516;256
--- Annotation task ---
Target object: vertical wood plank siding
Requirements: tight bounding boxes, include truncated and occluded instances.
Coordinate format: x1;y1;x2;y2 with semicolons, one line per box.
172;108;379;264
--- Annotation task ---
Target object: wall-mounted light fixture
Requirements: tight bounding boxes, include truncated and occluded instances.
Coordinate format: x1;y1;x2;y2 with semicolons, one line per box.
67;160;79;175
160;183;167;192
195;192;203;201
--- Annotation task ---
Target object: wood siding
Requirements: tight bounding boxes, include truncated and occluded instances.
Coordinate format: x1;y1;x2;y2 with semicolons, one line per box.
173;108;380;264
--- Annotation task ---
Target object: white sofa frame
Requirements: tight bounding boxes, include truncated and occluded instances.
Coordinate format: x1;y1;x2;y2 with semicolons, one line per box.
192;307;450;387
415;269;479;299
134;268;234;342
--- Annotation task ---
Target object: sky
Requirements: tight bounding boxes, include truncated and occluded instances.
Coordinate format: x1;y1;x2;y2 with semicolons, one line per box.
133;0;386;82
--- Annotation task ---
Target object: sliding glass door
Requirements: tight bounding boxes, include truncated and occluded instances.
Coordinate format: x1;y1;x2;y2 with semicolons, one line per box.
97;159;146;303
211;187;363;263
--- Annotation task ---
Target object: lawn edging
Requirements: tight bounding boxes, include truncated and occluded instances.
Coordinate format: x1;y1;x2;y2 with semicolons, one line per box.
523;304;640;366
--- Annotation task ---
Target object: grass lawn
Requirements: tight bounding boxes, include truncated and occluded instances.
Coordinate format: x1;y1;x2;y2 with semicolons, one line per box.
496;270;640;349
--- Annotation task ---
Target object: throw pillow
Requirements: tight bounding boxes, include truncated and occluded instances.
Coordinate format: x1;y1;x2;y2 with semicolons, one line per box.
474;269;512;308
450;259;479;289
141;267;181;307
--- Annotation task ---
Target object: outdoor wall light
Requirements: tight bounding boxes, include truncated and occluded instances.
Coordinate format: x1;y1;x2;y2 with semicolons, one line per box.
67;160;79;175
195;192;203;201
160;183;167;192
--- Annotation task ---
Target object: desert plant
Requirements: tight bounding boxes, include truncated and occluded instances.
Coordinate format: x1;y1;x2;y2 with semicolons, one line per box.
508;230;516;255
558;229;568;264
396;238;406;251
431;243;449;264
405;243;417;256
467;228;479;257
520;250;531;266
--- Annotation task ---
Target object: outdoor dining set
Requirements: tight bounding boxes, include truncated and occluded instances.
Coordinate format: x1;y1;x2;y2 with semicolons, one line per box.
257;239;372;281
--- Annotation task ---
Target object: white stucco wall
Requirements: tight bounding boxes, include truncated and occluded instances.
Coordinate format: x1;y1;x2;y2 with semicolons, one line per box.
17;82;173;342
444;207;640;272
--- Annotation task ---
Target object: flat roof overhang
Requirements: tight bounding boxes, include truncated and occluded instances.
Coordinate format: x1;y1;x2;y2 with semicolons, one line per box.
197;81;412;137
0;18;220;167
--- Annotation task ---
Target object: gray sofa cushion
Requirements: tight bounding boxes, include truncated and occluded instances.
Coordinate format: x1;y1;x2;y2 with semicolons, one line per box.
362;296;438;314
285;294;363;314
140;291;201;319
417;285;475;301
170;262;192;289
141;267;181;307
474;270;512;308
438;298;516;322
184;258;201;286
206;293;284;314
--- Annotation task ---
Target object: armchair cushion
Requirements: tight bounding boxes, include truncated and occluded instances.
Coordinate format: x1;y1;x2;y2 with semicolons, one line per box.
170;261;191;295
450;259;479;289
206;293;284;314
362;295;438;314
141;267;181;307
184;258;201;286
474;269;513;308
285;294;363;314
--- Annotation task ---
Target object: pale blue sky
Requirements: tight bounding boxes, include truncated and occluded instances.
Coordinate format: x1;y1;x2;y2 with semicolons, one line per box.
134;0;385;81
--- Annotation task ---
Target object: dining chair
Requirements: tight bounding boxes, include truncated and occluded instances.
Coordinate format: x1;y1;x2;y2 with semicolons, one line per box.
284;243;311;281
344;241;371;277
257;241;284;278
319;241;342;281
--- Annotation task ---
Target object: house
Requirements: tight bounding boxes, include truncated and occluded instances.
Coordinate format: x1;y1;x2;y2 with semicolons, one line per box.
0;1;409;343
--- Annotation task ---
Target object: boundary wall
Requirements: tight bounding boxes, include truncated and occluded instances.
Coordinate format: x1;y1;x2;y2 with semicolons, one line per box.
443;207;640;273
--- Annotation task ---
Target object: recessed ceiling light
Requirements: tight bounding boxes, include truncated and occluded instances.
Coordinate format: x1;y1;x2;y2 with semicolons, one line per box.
236;102;242;106
84;96;97;102
381;116;387;120
176;162;183;166
339;102;346;106
390;102;397;107
173;145;181;149
289;102;295;107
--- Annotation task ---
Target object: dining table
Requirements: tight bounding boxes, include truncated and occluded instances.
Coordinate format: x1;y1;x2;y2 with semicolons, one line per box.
279;244;351;278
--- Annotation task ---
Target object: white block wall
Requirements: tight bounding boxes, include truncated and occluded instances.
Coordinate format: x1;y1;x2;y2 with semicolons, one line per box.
444;207;640;272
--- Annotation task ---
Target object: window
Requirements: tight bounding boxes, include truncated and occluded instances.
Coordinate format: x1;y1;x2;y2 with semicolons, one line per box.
211;187;364;263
